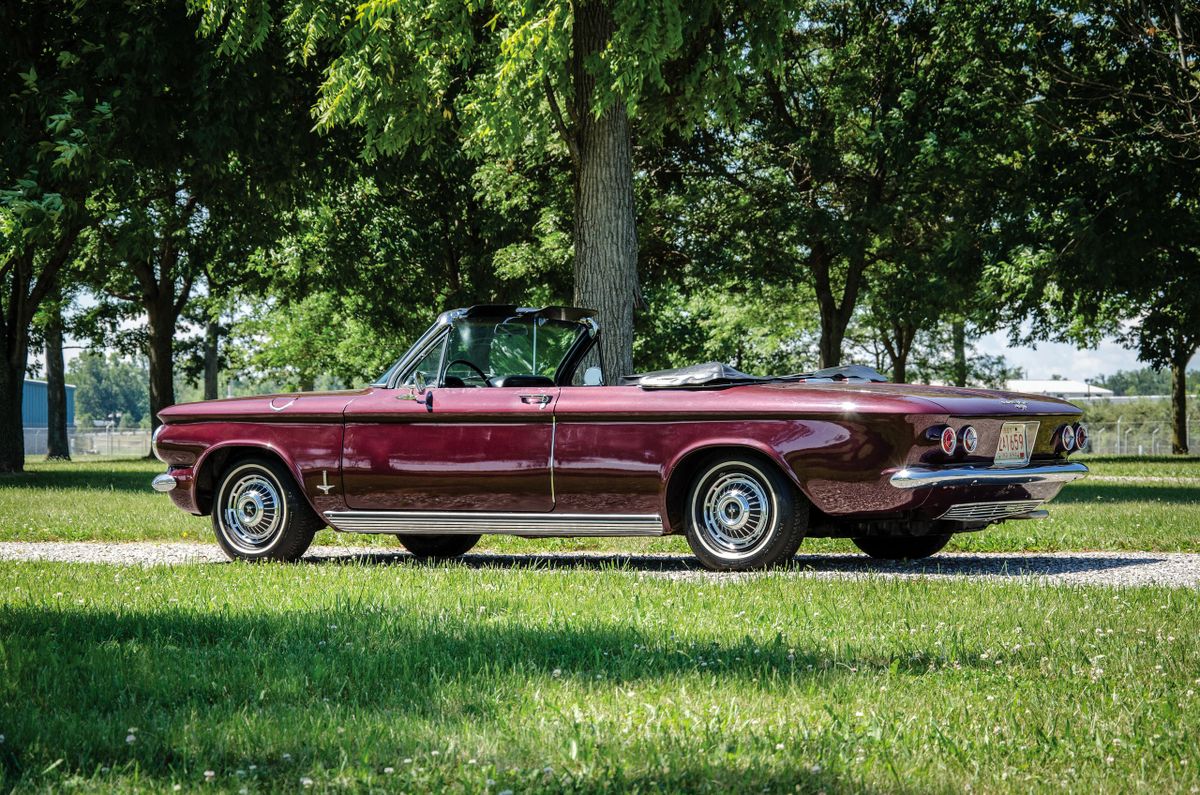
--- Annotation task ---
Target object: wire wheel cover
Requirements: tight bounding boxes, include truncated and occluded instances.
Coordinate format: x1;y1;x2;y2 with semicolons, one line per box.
698;470;772;554
221;471;284;552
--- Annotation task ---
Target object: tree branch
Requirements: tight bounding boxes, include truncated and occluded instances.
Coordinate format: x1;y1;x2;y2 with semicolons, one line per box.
544;73;580;168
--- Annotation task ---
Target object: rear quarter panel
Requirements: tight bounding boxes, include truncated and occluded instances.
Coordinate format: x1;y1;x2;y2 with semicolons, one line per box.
552;384;947;526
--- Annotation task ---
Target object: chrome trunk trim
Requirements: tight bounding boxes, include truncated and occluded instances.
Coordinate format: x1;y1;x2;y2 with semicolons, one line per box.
937;500;1044;522
322;510;665;537
889;461;1088;489
151;474;177;493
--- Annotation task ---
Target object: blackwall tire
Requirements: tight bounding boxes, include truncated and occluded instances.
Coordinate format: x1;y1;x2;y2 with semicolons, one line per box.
211;457;321;562
852;534;952;561
396;534;481;560
684;456;806;571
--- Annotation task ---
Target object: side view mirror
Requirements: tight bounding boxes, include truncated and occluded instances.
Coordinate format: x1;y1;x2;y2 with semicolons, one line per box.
583;366;603;386
414;371;428;393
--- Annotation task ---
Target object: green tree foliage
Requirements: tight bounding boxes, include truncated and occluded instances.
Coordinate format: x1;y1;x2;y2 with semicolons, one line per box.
67;351;149;427
235;146;574;389
993;1;1200;453
191;0;806;380
640;0;1040;372
1098;367;1200;397
70;0;322;430
0;0;124;471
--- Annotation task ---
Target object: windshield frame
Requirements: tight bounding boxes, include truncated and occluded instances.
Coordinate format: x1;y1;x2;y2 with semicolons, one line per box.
375;308;599;389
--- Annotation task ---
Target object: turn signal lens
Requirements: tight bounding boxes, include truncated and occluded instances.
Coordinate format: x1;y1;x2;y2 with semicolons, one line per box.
960;425;979;454
1074;423;1088;450
151;424;167;463
1060;424;1076;451
940;426;957;455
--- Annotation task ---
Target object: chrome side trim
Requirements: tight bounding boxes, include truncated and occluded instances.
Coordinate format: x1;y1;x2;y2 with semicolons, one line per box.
549;415;557;505
151;474;177;493
890;462;1088;490
937;500;1043;522
322;510;664;537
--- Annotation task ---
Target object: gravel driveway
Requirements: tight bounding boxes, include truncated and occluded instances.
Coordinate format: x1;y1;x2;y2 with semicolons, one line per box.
1;542;1198;588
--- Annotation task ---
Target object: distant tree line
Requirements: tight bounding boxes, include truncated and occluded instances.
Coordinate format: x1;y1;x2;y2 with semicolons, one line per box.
3;0;1197;471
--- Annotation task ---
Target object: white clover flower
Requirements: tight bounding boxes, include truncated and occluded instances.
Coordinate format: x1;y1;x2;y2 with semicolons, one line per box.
301;776;314;787
126;734;137;744
383;767;394;774
204;770;216;781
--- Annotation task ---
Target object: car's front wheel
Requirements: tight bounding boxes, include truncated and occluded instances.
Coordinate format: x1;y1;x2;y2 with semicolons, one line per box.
684;455;806;571
852;534;951;560
212;458;322;562
395;534;481;560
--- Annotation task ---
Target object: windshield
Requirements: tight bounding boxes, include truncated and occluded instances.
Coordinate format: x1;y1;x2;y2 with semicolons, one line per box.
376;314;590;387
440;316;584;386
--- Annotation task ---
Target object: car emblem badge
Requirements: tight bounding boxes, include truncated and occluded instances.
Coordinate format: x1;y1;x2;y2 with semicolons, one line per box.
317;470;335;495
1000;398;1028;411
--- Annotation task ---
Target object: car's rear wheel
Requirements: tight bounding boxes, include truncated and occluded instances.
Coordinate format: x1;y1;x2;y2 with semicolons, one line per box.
852;534;951;560
684;455;806;571
212;457;322;562
396;534;481;560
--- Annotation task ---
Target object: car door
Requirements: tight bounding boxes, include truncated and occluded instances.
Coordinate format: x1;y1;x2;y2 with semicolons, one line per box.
341;384;559;513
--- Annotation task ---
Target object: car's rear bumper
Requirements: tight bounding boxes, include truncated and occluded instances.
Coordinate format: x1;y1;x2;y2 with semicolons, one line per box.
889;461;1088;490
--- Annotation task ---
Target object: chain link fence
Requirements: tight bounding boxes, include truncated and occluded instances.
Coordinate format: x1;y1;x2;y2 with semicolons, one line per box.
1083;422;1192;455
24;428;152;457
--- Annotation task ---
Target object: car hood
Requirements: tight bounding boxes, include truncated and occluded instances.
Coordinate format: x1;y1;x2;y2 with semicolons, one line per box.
158;388;372;423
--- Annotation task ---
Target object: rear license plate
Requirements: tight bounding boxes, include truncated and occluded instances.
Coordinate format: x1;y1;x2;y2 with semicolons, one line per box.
995;422;1031;467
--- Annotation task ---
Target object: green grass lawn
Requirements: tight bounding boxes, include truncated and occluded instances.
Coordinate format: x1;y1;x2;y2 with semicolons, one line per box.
1;455;1198;553
0;561;1197;793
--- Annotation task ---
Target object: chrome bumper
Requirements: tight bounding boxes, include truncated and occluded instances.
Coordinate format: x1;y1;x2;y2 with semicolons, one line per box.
151;473;177;493
889;461;1088;490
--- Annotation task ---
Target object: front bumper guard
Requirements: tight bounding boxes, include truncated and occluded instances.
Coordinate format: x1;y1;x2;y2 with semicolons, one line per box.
889;461;1088;490
151;473;178;493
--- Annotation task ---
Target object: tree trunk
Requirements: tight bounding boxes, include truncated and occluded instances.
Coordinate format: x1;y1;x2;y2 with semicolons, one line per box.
0;348;26;474
951;319;968;387
146;300;176;432
817;305;844;369
0;228;81;472
571;1;639;383
1171;346;1193;455
203;320;220;400
45;303;70;460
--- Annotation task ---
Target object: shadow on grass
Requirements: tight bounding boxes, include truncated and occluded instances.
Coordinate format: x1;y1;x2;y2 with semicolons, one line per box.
1054;482;1200;505
297;549;1163;578
0;466;153;494
1079;455;1200;466
0;605;940;793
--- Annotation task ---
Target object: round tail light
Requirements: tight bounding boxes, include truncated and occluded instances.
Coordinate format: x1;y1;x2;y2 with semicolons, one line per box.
960;425;978;454
1074;423;1088;450
1060;424;1076;451
940;426;957;455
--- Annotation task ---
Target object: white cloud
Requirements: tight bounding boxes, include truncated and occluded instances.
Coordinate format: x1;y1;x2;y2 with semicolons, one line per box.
976;331;1196;381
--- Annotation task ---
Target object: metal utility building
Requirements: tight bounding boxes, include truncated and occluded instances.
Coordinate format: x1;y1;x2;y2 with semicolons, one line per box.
22;379;76;454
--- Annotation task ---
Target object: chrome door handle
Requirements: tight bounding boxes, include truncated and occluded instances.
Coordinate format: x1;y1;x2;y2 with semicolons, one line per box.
519;394;553;406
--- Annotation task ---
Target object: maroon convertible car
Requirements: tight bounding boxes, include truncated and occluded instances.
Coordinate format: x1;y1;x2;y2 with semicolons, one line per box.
152;305;1088;571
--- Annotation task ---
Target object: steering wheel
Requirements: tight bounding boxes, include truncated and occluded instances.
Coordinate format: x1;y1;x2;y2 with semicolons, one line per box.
442;358;491;386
